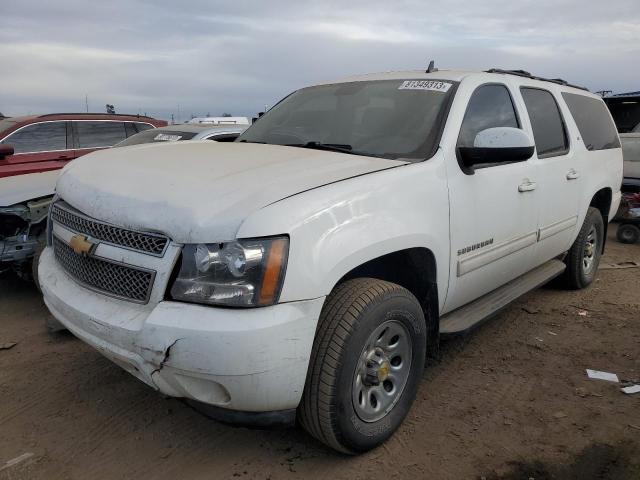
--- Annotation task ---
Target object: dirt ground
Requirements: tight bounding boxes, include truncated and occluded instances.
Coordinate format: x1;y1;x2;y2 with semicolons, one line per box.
1;224;639;480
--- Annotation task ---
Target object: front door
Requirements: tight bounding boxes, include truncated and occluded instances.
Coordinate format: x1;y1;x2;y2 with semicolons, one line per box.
444;82;539;313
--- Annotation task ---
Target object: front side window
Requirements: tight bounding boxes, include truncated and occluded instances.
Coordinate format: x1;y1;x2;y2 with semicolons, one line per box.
238;79;457;160
1;121;67;153
75;121;127;149
521;88;568;158
561;93;620;151
457;84;519;148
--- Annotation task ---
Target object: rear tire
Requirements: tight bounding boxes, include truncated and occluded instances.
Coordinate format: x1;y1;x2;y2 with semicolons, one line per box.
617;224;640;244
298;278;426;454
562;207;604;289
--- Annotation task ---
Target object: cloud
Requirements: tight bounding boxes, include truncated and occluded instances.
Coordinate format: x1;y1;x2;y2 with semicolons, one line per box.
1;0;639;119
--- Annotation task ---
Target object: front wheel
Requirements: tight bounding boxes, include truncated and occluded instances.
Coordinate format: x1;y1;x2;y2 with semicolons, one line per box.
298;278;426;454
562;207;604;289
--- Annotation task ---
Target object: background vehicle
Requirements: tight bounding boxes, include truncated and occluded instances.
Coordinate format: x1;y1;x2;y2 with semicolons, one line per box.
0;113;167;179
187;116;250;126
39;69;622;454
616;192;640;244
621;133;640;179
114;123;247;147
0;113;167;278
603;91;640;133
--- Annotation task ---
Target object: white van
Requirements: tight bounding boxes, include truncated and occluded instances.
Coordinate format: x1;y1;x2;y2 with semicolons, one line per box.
39;68;622;454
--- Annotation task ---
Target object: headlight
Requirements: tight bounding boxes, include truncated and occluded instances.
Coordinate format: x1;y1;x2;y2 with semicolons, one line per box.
169;236;289;307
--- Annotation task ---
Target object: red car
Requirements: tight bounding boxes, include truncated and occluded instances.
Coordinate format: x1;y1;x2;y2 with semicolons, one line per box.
0;113;167;178
0;113;166;279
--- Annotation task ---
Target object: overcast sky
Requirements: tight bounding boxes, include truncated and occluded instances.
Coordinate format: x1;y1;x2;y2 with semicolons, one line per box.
2;0;639;121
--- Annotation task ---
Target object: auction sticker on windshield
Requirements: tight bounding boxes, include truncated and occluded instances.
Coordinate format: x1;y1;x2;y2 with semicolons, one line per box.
398;80;452;92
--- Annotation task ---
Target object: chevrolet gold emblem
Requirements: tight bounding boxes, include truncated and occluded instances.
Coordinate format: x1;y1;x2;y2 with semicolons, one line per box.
69;234;96;256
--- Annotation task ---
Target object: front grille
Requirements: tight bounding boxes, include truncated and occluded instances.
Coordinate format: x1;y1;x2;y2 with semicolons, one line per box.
53;237;155;303
51;202;168;256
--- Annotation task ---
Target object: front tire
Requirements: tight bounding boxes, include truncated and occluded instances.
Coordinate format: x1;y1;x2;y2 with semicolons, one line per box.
562;207;604;289
298;278;426;454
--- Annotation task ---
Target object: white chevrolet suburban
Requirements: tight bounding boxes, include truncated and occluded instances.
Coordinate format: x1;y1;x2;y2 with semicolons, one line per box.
39;68;622;454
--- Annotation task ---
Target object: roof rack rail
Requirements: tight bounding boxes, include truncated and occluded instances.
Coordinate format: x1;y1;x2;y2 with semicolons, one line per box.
37;112;157;119
485;69;589;91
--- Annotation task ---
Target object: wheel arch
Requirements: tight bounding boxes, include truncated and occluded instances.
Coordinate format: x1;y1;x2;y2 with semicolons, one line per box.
332;247;440;359
589;187;612;251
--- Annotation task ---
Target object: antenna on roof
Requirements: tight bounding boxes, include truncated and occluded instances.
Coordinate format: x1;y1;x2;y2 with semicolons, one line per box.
426;60;438;73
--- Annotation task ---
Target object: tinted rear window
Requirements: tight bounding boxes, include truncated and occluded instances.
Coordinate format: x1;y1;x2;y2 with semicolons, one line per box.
134;122;154;132
562;93;620;151
521;88;568;158
76;121;128;148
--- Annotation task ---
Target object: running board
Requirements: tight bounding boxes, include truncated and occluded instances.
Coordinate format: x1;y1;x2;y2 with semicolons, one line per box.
440;259;566;335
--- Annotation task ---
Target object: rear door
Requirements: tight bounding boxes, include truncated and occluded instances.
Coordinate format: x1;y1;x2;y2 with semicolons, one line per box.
444;81;540;313
72;121;129;158
519;86;579;265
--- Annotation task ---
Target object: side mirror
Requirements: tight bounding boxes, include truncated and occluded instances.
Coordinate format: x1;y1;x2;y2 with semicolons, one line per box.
458;127;534;173
0;144;14;159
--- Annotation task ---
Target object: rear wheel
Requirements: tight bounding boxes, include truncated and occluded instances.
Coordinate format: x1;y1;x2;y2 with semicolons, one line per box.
298;278;426;454
562;207;604;289
617;223;640;244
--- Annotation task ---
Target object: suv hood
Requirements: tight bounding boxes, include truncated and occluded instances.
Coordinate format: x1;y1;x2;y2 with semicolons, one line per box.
57;142;406;243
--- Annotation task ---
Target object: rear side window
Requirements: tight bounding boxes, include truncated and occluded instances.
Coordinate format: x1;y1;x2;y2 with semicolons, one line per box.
124;122;138;137
521;88;568;158
2;121;67;153
458;84;519;148
622;137;640;162
75;121;127;148
134;122;154;132
562;93;620;151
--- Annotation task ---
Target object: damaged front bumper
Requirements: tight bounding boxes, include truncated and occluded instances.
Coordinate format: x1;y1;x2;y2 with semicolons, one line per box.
39;247;324;414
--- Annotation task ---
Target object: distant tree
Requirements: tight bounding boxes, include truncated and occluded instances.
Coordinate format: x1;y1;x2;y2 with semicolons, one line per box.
105;104;116;114
221;113;232;117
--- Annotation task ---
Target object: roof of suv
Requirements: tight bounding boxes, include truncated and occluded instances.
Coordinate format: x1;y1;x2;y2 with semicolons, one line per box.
323;69;593;96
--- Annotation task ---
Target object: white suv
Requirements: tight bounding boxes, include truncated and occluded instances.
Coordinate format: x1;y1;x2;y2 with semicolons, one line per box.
39;68;622;454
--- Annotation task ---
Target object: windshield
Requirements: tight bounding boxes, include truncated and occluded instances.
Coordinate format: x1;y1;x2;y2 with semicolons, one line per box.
115;129;198;147
238;79;456;160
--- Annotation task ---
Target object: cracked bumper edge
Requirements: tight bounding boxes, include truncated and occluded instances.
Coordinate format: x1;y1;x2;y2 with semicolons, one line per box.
39;247;325;412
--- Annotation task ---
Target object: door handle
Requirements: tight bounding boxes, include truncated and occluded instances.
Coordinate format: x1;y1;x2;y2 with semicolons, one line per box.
518;180;537;193
566;169;580;180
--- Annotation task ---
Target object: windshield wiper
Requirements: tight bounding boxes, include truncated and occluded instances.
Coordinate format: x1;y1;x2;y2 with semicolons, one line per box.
285;141;368;156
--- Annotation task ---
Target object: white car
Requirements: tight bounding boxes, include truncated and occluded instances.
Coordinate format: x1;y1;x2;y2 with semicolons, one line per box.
113;123;248;147
39;68;622;454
